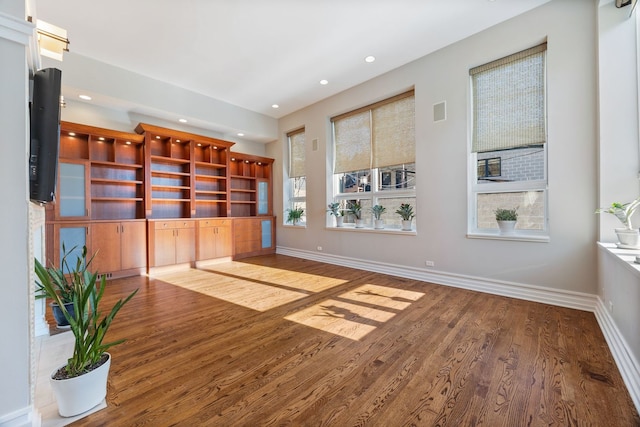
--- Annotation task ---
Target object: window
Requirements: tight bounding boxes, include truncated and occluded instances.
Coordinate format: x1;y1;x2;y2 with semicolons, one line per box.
286;128;306;225
331;91;416;230
469;43;548;237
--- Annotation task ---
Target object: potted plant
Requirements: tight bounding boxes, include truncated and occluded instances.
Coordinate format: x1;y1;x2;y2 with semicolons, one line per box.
34;245;138;417
396;203;415;231
348;201;364;228
371;204;386;229
34;244;78;328
286;206;304;225
596;196;640;247
495;207;518;235
327;202;344;227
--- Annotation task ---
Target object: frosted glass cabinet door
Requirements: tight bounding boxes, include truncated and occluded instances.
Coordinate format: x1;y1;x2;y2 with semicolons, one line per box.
58;227;87;269
261;219;272;249
59;162;87;217
257;179;269;215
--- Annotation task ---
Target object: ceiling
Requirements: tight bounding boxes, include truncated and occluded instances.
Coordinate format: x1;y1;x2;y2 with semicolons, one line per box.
34;0;551;131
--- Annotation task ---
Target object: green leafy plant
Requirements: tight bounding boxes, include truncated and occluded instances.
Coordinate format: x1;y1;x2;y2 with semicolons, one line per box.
495;207;518;221
371;204;386;220
348;201;362;220
34;244;78;304
395;203;415;221
287;206;304;224
35;245;138;378
596;197;640;230
327;202;341;217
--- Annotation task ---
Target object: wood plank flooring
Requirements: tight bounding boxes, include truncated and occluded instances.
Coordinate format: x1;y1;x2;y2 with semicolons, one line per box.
68;255;639;426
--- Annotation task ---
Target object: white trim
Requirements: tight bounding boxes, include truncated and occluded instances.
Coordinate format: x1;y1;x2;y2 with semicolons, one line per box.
0;405;39;427
594;297;640;411
276;246;597;312
0;12;34;46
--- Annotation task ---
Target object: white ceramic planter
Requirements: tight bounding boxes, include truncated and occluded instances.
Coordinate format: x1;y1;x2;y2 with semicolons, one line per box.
374;219;384;229
50;353;111;417
615;228;640;248
401;220;412;231
335;216;344;227
355;219;365;228
497;220;517;235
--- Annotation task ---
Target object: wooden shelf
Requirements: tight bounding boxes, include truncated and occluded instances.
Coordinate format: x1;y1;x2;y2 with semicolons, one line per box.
92;197;144;202
151;155;191;165
91;160;143;169
92;178;143;185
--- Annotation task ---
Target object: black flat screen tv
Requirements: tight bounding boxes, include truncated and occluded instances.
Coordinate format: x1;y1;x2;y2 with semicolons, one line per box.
29;67;62;203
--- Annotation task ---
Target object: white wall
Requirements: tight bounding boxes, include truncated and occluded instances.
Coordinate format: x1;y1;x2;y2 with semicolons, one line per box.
0;1;37;425
270;0;598;294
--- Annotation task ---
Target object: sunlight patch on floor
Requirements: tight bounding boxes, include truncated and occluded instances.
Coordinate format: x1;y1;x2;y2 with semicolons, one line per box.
285;285;425;340
154;269;308;311
202;262;348;292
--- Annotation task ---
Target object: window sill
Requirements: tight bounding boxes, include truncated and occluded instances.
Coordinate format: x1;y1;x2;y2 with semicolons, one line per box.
598;242;640;277
326;226;417;236
466;232;549;243
283;224;306;229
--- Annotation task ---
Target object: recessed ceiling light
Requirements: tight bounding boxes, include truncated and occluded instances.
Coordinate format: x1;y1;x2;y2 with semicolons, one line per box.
98;137;105;141
178;118;187;123
272;104;279;109
68;132;76;136
320;79;329;85
365;55;376;63
79;94;92;100
125;141;131;145
237;132;245;137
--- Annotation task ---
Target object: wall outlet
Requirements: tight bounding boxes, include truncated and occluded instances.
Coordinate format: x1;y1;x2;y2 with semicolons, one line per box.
425;260;435;267
317;246;323;251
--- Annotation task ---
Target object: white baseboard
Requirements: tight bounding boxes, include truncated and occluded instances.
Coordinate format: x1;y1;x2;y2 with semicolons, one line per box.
276;246;598;312
594;297;640;411
0;405;38;427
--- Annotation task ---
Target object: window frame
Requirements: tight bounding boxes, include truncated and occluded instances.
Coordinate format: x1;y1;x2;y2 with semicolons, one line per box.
330;91;416;231
285;128;306;227
467;44;549;241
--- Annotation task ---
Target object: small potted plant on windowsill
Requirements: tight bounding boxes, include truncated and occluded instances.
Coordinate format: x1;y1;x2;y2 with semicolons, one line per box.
371;204;386;229
596;196;640;248
396;203;415;231
287;206;304;226
348;201;364;228
495;207;518;235
327;202;343;227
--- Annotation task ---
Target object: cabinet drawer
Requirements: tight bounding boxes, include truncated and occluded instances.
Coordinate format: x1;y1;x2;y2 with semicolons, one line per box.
154;220;194;230
198;219;230;228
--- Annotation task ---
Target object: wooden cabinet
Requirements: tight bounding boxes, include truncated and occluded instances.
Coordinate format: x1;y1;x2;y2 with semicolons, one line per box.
47;122;276;277
197;219;232;260
233;217;275;259
135;123;234;219
148;219;196;267
91;220;147;277
229;153;273;217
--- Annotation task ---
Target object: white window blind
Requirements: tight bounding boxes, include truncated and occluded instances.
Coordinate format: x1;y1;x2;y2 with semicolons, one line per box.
288;128;306;178
471;43;547;153
333;90;415;174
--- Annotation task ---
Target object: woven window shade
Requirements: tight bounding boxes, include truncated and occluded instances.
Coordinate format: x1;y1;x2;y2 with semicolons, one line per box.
372;95;415;168
288;129;306;178
471;43;546;153
334;111;371;174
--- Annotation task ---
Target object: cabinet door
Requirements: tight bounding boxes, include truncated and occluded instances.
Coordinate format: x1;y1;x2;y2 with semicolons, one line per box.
54;224;90;270
121;221;147;270
154;227;177;267
175;222;195;264
91;222;122;273
197;220;217;261
215;223;232;257
58;161;89;219
257;179;270;215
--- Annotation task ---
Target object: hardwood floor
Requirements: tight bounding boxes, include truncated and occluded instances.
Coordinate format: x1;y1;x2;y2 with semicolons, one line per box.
69;255;639;426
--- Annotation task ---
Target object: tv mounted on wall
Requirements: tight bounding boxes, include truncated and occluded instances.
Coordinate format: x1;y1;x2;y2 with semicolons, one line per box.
29;67;62;204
